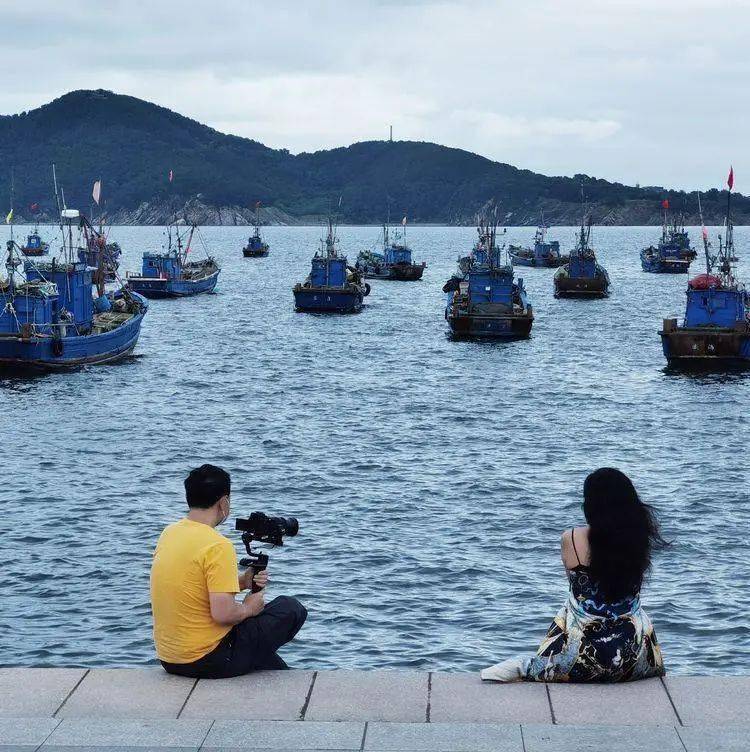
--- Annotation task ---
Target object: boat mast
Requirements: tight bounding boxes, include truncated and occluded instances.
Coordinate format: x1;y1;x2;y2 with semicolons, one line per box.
697;192;711;276
6;170;16;292
720;169;734;281
52;162;68;263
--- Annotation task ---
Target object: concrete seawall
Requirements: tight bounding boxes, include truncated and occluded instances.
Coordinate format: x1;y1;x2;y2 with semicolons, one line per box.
0;668;748;751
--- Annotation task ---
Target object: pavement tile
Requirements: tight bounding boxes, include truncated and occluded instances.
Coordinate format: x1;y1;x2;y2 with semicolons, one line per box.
0;717;60;746
0;669;86;718
305;671;427;723
42;748;199;752
365;721;523;751
181;671;314;720
56;669;195;719
677;725;750;751
430;673;551;723
43;718;211;747
204;720;364;750
522;723;685;752
547;678;678;726
664;676;750;725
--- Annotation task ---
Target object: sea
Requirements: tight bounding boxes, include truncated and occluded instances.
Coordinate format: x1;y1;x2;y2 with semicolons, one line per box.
0;223;748;674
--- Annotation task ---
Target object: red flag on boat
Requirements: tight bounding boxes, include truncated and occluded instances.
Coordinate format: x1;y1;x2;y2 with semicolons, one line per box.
402;216;407;226
702;226;709;241
168;169;173;183
29;202;39;211
727;166;734;190
661;199;669;209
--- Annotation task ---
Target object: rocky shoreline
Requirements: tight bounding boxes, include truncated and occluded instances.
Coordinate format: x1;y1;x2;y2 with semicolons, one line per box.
8;197;749;227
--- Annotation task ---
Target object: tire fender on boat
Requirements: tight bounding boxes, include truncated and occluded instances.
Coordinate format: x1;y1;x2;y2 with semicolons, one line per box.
52;337;64;357
363;283;371;297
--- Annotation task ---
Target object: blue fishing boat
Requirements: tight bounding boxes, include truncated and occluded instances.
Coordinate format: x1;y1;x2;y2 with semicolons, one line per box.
641;201;696;273
444;217;533;339
293;216;369;313
243;204;269;257
356;223;426;280
127;220;220;298
554;218;610;298
20;225;49;257
661;171;750;366
0;208;148;370
508;222;568;268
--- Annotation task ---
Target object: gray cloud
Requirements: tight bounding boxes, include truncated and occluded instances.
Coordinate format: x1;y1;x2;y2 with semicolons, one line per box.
2;0;748;190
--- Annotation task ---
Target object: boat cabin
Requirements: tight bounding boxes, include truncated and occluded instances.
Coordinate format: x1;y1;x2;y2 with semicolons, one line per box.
25;234;44;252
140;253;182;280
467;264;521;309
685;278;747;328
569;250;598;278
310;255;347;287
384;244;412;265
26;261;94;329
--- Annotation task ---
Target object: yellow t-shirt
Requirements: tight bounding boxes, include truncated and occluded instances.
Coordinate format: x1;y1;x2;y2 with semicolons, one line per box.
150;518;240;664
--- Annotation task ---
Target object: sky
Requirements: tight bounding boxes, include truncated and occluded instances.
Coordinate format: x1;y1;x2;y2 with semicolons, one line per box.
2;0;747;191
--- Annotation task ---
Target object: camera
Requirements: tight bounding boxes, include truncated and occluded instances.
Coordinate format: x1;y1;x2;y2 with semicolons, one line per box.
235;512;299;592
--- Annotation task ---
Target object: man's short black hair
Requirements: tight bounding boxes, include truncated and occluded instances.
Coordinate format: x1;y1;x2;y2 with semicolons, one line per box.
184;464;231;509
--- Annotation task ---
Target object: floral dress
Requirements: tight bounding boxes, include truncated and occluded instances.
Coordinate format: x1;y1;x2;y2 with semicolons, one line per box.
521;565;665;683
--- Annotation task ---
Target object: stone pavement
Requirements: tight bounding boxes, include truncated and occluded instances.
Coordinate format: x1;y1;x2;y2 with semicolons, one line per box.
0;668;748;751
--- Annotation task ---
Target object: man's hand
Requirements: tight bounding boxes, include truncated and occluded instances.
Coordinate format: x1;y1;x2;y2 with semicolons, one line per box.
239;568;269;591
241;589;265;618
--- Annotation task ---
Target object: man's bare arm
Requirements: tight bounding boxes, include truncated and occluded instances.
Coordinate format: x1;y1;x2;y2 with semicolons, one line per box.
209;590;264;625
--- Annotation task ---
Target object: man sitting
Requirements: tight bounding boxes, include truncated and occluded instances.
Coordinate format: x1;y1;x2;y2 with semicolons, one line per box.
150;464;307;678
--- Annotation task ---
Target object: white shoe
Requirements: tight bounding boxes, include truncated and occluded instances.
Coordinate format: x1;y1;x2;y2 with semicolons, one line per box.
480;658;524;682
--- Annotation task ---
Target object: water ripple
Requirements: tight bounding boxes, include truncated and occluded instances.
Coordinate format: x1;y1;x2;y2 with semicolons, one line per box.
0;224;748;675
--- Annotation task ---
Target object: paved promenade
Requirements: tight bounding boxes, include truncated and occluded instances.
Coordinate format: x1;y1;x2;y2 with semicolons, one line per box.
0;668;748;751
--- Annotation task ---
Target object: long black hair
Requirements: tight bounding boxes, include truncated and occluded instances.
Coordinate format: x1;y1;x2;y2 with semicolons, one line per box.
583;468;666;601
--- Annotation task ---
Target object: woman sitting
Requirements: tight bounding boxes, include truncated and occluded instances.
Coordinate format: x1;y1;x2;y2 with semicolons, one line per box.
482;467;666;683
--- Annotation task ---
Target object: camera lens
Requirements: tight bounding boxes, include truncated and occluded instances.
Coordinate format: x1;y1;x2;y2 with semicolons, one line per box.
278;516;299;537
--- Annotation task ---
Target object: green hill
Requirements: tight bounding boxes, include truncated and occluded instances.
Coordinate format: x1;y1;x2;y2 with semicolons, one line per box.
0;89;745;225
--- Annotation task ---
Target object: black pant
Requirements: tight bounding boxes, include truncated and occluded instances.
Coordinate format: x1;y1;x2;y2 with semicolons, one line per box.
161;595;307;679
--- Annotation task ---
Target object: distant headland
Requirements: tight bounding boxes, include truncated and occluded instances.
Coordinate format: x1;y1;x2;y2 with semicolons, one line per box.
1;89;747;226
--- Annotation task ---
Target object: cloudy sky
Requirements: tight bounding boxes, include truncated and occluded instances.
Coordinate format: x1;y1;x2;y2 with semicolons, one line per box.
3;0;747;190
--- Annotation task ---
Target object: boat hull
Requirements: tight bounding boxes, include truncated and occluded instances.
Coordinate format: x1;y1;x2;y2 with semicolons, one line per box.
447;311;533;339
293;285;363;313
128;270;220;298
509;251;567;268
361;262;425;281
660;321;750;365
21;247;49;257
243;248;269;258
554;274;610;298
0;295;148;370
641;252;690;273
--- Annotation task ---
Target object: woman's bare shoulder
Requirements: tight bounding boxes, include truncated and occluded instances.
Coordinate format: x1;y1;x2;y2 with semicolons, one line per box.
561;525;591;568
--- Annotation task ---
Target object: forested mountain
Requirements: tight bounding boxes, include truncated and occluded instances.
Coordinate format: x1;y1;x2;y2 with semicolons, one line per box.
0;89;746;225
